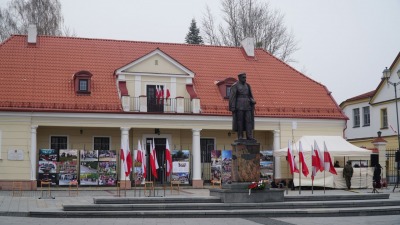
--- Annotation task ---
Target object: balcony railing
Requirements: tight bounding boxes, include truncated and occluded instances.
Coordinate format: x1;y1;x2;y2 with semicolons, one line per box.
128;97;194;113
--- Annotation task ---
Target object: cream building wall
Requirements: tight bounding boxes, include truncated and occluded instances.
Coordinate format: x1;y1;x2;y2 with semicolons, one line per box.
0;112;346;185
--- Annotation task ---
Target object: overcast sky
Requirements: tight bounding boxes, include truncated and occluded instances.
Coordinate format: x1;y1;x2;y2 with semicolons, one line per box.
2;0;400;104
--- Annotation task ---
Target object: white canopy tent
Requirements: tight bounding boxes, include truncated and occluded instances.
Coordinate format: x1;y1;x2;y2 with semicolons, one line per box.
273;136;373;188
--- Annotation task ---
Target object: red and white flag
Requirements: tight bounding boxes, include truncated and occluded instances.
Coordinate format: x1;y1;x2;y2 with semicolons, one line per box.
160;86;164;104
323;142;337;175
311;145;317;180
120;139;132;177
287;140;299;174
314;140;324;172
136;140;143;163
166;89;171;101
298;141;309;177
156;85;160;104
136;140;146;179
165;139;172;177
150;138;159;179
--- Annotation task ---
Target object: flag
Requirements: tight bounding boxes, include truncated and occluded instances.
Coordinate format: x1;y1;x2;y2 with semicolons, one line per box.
165;139;172;177
150;138;159;179
141;142;147;179
287;140;299;174
120;139;132;177
323;142;337;175
298;141;309;177
136;140;143;163
136;140;146;179
156;85;160;104
311;145;317;180
314;140;324;172
166;89;170;101
160;86;164;104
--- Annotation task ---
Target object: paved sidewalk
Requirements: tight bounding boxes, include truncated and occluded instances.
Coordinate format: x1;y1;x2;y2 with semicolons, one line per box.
1;185;400;217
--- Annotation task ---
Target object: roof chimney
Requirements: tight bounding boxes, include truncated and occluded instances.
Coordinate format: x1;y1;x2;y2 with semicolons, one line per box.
27;24;37;44
241;37;255;57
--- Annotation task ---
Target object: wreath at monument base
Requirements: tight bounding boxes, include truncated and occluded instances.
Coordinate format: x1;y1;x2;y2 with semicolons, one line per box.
248;181;265;195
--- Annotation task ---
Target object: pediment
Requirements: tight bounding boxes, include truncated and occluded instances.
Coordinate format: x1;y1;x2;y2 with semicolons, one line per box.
115;48;194;78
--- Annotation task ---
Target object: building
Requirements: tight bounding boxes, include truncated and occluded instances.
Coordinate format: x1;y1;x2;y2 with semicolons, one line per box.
0;26;347;190
340;52;400;183
340;52;400;150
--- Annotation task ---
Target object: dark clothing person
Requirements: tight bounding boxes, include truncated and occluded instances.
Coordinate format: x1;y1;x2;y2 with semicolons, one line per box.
229;73;256;141
373;164;382;188
343;161;354;190
334;161;340;168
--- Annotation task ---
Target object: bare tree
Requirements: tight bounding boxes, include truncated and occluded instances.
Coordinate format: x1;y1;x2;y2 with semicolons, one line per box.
201;0;298;63
0;0;74;42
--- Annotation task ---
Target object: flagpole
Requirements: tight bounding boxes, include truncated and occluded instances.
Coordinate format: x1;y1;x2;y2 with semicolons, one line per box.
311;145;314;195
324;170;325;194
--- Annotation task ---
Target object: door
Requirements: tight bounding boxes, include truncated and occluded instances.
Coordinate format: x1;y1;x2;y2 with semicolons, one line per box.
147;85;164;112
145;138;166;183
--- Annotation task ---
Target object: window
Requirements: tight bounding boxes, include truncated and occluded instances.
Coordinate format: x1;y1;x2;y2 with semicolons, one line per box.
73;71;92;94
79;79;88;91
362;106;370;126
50;136;68;150
226;86;231;98
381;108;388;129
94;137;110;150
353;108;360;127
200;138;215;163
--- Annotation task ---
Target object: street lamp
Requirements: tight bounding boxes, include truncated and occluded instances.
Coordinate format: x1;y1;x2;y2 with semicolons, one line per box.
382;67;400;191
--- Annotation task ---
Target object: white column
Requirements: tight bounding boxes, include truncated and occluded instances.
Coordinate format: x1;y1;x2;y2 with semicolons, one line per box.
120;127;131;180
192;128;202;181
273;130;282;179
30;125;38;180
273;130;280;150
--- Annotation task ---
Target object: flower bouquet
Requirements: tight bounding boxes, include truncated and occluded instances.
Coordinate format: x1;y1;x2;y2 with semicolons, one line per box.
248;181;265;195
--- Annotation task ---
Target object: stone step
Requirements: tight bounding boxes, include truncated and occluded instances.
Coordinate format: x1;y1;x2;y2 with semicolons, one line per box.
284;193;390;201
63;199;400;211
29;205;400;218
93;196;222;204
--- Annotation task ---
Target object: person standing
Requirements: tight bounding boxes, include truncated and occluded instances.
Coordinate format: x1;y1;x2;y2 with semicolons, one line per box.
229;73;256;141
343;161;354;190
373;163;382;188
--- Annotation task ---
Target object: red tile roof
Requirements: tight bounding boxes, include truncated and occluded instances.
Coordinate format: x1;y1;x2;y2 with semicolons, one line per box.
342;90;376;103
0;35;346;119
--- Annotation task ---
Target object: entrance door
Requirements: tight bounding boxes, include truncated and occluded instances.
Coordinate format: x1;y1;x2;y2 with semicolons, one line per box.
145;138;166;183
147;85;164;112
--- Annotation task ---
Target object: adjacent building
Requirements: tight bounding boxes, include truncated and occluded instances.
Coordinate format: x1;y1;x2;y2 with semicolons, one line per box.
340;52;400;150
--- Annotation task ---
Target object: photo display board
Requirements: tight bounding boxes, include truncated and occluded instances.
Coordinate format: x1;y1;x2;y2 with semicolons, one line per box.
38;149;58;186
260;150;273;180
38;149;118;187
98;150;117;186
211;150;222;182
221;150;232;184
171;150;190;184
133;150;144;185
58;149;78;185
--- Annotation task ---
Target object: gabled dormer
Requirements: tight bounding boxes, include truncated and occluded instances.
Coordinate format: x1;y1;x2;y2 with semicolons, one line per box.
115;48;199;113
73;70;93;95
215;77;237;99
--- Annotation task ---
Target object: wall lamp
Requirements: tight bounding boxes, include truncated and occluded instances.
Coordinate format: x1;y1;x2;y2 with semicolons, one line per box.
155;128;160;135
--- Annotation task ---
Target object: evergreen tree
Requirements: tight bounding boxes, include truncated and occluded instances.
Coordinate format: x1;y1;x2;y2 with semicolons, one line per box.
185;18;203;44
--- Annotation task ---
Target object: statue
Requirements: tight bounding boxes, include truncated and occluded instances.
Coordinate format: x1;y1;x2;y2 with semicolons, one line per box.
229;73;256;141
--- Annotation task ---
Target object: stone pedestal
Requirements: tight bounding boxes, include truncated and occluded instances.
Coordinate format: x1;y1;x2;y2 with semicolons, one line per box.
231;141;261;182
209;183;284;203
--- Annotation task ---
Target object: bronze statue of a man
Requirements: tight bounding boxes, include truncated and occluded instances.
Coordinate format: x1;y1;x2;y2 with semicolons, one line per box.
229;73;256;141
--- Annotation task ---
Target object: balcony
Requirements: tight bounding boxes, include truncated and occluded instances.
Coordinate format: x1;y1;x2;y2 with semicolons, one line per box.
123;97;199;114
